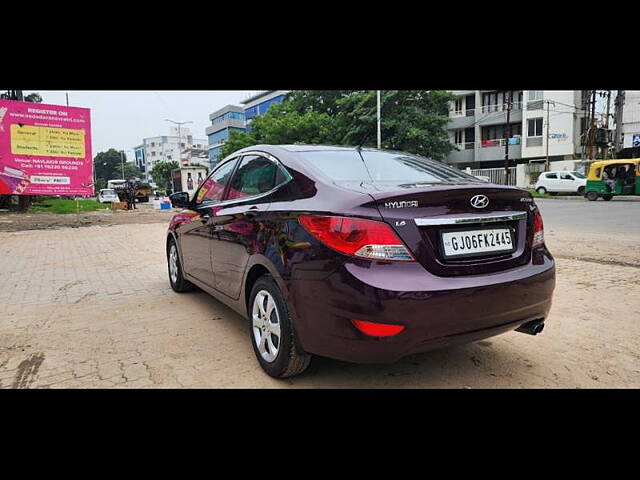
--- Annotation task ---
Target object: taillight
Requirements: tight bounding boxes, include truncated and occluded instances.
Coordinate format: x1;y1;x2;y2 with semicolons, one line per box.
532;209;544;248
352;320;406;337
298;215;415;262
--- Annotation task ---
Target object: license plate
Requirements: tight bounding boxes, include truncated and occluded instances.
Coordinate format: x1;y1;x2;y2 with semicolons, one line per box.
441;228;514;258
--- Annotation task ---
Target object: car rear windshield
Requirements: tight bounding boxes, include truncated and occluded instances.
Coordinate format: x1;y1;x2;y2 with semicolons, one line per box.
299;150;481;184
571;171;586;179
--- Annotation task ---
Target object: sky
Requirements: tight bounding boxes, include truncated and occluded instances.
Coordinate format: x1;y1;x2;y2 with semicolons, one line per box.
24;90;262;161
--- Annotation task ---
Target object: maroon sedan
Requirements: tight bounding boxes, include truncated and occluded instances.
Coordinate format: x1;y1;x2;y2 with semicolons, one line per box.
167;145;555;378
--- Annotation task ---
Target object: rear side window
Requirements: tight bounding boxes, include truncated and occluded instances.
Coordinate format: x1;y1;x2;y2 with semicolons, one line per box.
546;173;557;179
227;155;291;200
300;150;480;183
195;158;238;204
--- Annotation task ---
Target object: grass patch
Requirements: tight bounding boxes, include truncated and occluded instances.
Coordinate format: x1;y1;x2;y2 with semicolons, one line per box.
529;189;550;199
29;198;111;214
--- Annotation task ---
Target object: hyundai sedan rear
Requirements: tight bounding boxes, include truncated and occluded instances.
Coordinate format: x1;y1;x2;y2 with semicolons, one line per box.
167;145;555;378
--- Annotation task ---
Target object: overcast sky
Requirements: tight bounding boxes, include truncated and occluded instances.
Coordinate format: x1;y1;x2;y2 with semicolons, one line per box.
24;90;262;161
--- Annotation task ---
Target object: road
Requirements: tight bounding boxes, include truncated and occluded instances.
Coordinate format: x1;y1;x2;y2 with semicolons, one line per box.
536;198;640;234
0;202;638;388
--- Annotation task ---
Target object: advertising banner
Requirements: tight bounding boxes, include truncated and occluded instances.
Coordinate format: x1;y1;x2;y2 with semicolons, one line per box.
0;99;93;196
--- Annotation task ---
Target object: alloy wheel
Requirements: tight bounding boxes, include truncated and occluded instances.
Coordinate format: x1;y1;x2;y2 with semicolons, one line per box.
252;290;281;363
169;244;178;285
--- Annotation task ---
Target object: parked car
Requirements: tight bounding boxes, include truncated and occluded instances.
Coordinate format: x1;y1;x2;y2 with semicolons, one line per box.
167;145;556;378
534;171;587;195
97;189;120;204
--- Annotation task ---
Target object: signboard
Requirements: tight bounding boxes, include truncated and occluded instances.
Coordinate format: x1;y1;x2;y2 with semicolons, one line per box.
633;134;640;147
0;99;93;196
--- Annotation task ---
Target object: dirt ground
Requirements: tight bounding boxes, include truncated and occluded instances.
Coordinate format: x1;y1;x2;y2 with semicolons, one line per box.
0;202;174;232
0;206;638;388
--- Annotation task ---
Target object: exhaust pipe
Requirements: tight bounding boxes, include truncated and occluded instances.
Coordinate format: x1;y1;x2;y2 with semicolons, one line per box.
515;319;545;336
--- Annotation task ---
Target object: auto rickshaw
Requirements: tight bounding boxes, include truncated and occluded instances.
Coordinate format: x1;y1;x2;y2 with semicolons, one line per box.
584;159;640;201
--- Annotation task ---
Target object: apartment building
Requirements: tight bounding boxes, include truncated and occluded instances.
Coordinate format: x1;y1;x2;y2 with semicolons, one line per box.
617;90;640;158
205;91;291;166
446;91;589;173
134;127;207;182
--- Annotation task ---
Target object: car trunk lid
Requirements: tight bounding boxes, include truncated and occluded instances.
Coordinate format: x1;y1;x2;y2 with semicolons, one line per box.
342;181;535;276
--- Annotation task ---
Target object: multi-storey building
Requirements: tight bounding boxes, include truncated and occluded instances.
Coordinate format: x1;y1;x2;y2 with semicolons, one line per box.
205;105;247;166
205;91;291;166
446;91;589;175
242;90;290;129
616;91;640;158
134;127;207;182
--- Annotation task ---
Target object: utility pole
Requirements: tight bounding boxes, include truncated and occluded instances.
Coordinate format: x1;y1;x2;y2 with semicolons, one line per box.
603;90;611;160
66;92;69;106
587;90;597;160
545;100;551;171
377;90;382;149
165;119;193;165
120;151;125;180
503;91;512;185
614;90;625;157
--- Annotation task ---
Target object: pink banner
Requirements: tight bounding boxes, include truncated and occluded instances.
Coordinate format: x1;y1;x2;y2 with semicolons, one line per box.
0;99;93;196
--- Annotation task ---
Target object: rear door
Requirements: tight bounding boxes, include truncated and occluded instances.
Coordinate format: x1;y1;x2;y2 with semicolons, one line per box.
210;154;289;300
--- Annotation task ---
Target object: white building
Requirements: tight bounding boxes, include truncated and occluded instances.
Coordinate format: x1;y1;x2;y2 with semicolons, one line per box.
447;90;590;186
617;91;640;157
134;127;208;182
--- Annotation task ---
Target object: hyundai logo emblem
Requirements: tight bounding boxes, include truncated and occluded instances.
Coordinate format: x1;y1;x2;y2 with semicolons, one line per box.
470;194;489;209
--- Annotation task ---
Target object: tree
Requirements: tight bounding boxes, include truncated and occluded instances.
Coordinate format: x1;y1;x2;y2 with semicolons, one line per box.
24;93;43;103
150;161;179;190
94;149;128;184
219;90;455;161
122;162;142;180
0;91;43;102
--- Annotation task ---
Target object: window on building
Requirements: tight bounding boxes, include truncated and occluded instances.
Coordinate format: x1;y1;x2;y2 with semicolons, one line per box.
528;91;543;101
454;98;463;113
454;130;463;144
150;142;155;147
528;118;543;137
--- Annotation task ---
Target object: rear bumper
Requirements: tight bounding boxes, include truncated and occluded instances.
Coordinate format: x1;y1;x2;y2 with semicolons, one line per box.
289;252;555;364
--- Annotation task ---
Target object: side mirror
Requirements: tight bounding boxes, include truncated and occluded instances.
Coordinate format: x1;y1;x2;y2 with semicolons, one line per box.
169;192;191;209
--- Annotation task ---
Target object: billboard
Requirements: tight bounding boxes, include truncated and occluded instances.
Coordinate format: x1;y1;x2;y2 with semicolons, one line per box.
0;99;93;196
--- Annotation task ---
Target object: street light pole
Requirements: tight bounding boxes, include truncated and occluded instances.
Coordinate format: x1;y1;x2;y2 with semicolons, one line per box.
377;90;382;149
165;119;193;165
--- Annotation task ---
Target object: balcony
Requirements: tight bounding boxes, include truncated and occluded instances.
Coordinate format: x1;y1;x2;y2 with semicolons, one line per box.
480;137;521;148
449;108;476;119
480;102;522;114
476;137;522;162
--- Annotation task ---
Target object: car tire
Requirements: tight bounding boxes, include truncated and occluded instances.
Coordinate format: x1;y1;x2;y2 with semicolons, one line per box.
249;275;312;378
167;237;195;293
577;186;585;195
586;191;598;201
536;187;547;195
603;194;613;201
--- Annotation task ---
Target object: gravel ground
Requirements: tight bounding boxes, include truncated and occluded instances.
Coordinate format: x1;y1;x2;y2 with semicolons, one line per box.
0;205;638;388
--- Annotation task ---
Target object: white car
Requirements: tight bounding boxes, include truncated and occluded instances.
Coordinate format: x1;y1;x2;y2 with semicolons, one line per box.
97;189;120;203
534;171;587;195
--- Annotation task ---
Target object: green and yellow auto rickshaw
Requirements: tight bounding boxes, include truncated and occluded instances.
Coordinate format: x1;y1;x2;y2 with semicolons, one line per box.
585;159;640;201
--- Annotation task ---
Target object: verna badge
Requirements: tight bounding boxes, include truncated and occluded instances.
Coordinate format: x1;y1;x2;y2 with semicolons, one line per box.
470;194;489;209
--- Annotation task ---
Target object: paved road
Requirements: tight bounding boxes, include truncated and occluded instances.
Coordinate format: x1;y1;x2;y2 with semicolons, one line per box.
0;216;638;388
536;198;640;235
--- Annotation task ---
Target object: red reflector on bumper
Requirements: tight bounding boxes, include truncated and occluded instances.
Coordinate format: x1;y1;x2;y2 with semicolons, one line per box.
352;320;406;337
